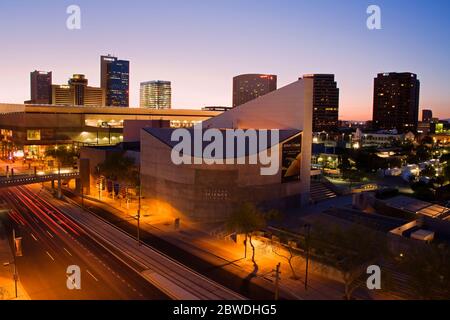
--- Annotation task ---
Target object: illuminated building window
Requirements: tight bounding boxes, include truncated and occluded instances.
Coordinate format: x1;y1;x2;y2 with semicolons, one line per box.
27;130;41;141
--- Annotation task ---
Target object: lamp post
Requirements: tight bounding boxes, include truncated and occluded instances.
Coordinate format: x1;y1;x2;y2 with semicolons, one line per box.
57;162;62;199
274;263;281;300
136;184;141;246
303;223;311;291
136;165;142;246
108;125;112;145
80;177;84;209
3;229;21;298
244;234;248;259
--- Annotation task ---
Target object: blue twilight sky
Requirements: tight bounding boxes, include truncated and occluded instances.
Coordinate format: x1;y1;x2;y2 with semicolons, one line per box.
0;0;449;120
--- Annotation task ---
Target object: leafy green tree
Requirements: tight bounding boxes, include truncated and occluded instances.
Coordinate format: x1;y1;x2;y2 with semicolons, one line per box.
433;175;446;188
411;181;436;201
443;165;450;184
421;136;434;146
97;152;139;186
416;145;433;162
338;154;360;187
227;202;277;271
421;164;436;178
45;147;78;167
440;153;450;164
271;237;301;280
400;141;415;154
310;224;389;300
398;244;450;299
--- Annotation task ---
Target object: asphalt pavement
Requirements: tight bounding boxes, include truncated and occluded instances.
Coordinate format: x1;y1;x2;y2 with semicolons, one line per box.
0;186;169;300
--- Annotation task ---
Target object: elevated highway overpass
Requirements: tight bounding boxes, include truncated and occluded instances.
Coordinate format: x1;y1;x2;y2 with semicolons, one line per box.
0;170;79;188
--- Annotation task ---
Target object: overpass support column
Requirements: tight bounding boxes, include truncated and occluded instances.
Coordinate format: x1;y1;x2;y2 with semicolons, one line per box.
57;174;62;199
79;158;91;196
75;178;81;194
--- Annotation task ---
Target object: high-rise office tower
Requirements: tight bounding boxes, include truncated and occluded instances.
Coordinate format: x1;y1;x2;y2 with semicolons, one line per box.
302;74;339;132
372;73;420;132
52;74;105;107
232;74;277;108
100;55;130;107
140;81;172;109
422;109;433;122
26;70;52;104
69;74;88;106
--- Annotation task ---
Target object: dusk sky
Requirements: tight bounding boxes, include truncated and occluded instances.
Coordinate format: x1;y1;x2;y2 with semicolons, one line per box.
1;0;449;120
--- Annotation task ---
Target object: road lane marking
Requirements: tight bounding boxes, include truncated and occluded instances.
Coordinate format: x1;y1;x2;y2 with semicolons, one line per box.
46;230;54;238
30;233;38;241
46;251;55;261
86;269;99;282
63;248;72;256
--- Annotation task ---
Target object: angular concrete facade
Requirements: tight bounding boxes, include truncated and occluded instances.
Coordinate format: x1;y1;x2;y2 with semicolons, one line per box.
139;79;313;222
203;78;313;206
141;129;303;222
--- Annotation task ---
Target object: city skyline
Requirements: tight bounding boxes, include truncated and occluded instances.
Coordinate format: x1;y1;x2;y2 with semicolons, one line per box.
1;0;449;120
0;1;449;305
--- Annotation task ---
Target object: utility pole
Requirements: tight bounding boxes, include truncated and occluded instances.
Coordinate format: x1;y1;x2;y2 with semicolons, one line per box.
13;229;18;298
57;163;62;199
8;229;21;298
304;223;311;291
136;162;143;246
244;234;247;259
137;182;141;246
80;178;84;209
273;263;281;300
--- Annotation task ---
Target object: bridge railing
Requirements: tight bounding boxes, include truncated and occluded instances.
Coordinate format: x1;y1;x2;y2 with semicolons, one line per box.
0;172;80;187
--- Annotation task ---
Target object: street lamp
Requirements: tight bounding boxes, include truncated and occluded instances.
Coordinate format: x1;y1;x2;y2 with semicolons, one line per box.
303;223;311;291
136;183;142;246
135;165;142;246
3;229;22;298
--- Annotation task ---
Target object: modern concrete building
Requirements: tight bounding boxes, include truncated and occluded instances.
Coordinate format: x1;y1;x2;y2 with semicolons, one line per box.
25;70;52;105
140;78;313;222
101;55;130;107
352;128;415;147
372;72;420;132
302;74;339;132
52;74;105;107
202;106;231;112
232;74;277;108
140;81;171;109
0;103;220;159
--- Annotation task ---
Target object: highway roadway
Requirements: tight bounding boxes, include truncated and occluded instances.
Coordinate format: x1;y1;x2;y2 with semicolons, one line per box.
0;186;169;300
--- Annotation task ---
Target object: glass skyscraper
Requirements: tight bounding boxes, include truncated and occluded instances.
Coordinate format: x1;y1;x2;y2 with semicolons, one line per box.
303;74;340;132
232;74;277;108
26;70;52;104
372;72;420;132
101;55;130;107
140;81;172;109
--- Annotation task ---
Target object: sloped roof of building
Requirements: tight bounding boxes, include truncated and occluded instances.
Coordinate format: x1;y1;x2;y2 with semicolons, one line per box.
383;195;449;219
83;141;140;152
143;127;301;159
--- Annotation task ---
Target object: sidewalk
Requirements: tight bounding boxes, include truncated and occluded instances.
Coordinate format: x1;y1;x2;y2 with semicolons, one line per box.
0;222;30;300
72;190;378;300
